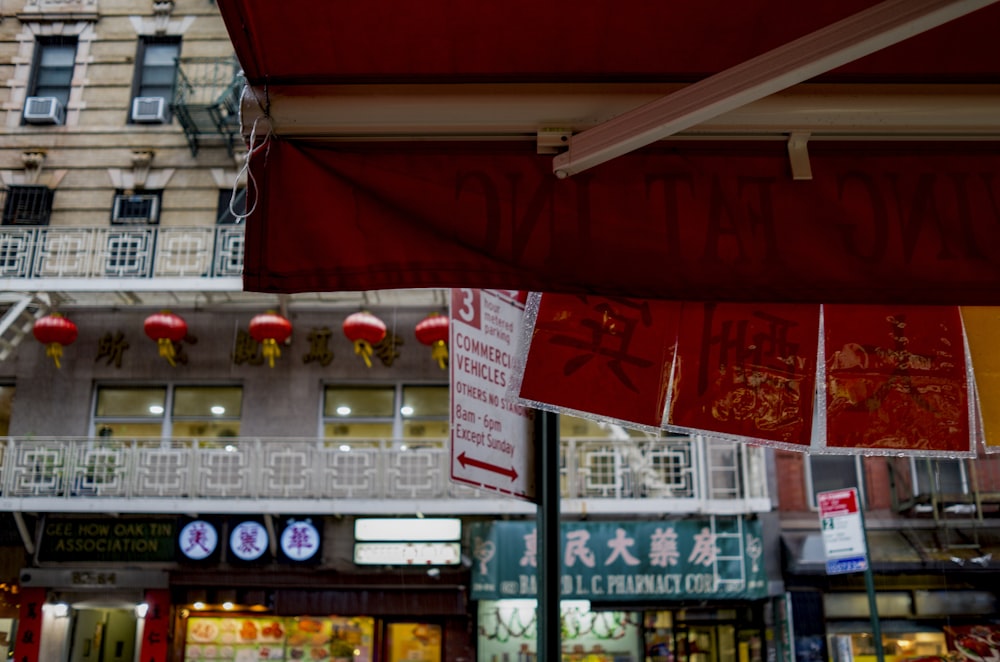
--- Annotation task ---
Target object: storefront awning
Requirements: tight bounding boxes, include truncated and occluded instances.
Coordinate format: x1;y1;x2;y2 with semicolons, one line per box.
215;0;1000;302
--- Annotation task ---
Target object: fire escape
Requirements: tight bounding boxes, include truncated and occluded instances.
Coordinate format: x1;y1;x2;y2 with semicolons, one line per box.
172;57;244;157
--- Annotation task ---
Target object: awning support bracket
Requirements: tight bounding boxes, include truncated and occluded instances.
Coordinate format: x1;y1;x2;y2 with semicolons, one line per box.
787;132;813;180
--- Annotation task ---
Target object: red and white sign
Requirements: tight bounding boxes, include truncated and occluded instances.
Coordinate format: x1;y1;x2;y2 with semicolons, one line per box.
817;487;868;575
450;288;535;501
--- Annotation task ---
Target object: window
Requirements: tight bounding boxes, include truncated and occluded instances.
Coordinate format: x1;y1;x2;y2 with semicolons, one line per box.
93;385;242;438
24;37;76;124
0;384;14;435
2;186;54;225
806;454;866;508
910;457;967;495
323;384;448;439
217;188;246;225
131;38;180;122
111;190;161;224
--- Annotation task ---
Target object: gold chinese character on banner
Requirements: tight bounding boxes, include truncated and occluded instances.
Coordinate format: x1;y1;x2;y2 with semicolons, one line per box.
374;331;403;367
95;331;129;368
303;327;334;366
232;329;264;366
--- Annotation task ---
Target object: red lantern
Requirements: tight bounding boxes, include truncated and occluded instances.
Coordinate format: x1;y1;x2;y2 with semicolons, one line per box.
342;311;386;368
249;311;292;368
32;313;78;368
144;311;188;366
415;313;449;370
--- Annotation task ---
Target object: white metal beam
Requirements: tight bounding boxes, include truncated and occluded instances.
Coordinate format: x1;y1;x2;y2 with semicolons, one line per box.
552;0;1000;177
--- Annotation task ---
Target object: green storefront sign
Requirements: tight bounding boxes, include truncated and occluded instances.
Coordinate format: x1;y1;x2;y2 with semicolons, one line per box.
39;517;177;563
470;517;768;601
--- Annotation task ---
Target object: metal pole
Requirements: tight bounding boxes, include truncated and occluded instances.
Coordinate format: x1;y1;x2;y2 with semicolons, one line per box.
536;409;561;662
858;505;885;662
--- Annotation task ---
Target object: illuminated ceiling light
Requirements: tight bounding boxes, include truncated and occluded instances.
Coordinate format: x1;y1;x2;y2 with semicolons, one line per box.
339;444;351;452
336;406;351;416
135;603;149;618
400;406;414;416
211;405;225;415
193;602;205;610
222;602;234;610
149;405;164;414
225;445;237;452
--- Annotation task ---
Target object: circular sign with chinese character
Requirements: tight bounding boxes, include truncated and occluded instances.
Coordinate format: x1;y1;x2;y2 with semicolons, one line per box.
179;520;219;561
280;519;320;561
229;521;268;562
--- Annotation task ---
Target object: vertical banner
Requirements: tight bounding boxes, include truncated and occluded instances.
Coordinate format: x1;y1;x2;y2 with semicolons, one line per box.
12;587;45;662
959;307;999;452
516;293;681;430
450;289;535;501
138;589;171;662
667;302;819;449
820;305;973;456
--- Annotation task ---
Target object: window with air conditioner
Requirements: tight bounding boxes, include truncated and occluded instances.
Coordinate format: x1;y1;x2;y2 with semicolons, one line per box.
2;185;54;226
23;37;77;126
130;37;180;124
111;190;161;225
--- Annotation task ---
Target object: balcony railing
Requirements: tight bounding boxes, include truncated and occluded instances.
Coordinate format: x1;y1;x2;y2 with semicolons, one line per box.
0;435;770;515
887;454;1000;521
0;225;244;282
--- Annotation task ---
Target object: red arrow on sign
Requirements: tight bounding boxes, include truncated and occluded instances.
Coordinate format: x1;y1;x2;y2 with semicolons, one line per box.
457;452;518;481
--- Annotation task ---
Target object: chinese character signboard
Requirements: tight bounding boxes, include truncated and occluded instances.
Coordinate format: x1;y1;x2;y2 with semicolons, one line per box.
470;518;768;601
667;302;819;449
278;518;321;563
12;587;45;662
178;519;220;562
817;488;868;575
138;589;170;662
450;288;535;501
517;293;680;430
820;305;973;456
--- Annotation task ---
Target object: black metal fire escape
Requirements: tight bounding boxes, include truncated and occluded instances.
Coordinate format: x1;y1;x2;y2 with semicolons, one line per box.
172;57;244;157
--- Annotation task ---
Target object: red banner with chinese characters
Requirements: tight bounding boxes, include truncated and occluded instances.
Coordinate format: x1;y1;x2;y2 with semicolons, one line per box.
242;140;1000;305
667;302;819;449
12;587;45;662
820;305;973;455
138;589;171;662
960;307;1000;453
517;294;680;429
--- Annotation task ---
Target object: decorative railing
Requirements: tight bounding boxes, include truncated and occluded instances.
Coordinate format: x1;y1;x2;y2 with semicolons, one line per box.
0;226;244;281
0;436;769;512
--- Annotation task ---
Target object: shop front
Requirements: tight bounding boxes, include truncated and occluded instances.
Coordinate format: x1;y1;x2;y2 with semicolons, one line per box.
471;517;776;662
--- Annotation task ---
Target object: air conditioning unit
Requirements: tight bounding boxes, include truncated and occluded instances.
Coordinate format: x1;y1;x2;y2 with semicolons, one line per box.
23;96;65;125
112;194;160;224
131;96;168;123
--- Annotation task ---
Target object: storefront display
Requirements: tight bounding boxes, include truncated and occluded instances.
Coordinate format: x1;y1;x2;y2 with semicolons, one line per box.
183;615;376;662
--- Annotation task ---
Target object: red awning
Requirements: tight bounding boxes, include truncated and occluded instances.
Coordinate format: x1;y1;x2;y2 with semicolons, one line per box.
215;0;1000;303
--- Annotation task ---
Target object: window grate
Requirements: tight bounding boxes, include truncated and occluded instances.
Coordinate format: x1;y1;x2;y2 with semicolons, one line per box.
2;186;54;226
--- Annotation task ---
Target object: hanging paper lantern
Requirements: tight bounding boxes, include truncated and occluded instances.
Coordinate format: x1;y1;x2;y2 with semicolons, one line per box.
144;311;188;366
343;311;386;368
249;311;293;368
32;313;78;369
415;313;449;370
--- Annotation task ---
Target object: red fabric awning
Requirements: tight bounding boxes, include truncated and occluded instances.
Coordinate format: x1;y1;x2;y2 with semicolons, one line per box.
217;0;1000;83
243;140;1000;304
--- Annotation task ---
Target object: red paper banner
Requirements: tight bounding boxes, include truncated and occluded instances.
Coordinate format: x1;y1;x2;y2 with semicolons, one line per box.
821;305;972;455
242;141;1000;305
667;302;819;448
138;589;171;662
518;294;680;429
12;587;45;662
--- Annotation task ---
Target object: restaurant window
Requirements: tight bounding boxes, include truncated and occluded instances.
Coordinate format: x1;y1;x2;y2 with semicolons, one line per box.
323;384;448;439
806;454;866;509
93;385;242;438
2;185;54;225
23;37;76;125
130;37;180;123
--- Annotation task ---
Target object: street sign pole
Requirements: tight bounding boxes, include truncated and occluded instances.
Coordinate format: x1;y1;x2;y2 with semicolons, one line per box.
536;409;561;662
858;504;885;662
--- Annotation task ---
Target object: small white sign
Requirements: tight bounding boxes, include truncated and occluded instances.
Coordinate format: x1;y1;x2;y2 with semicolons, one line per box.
229;521;268;562
280;519;320;561
818;488;868;575
354;542;461;566
178;520;218;561
449;289;535;501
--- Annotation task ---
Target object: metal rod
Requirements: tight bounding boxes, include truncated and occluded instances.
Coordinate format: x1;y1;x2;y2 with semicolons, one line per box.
536;410;561;662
